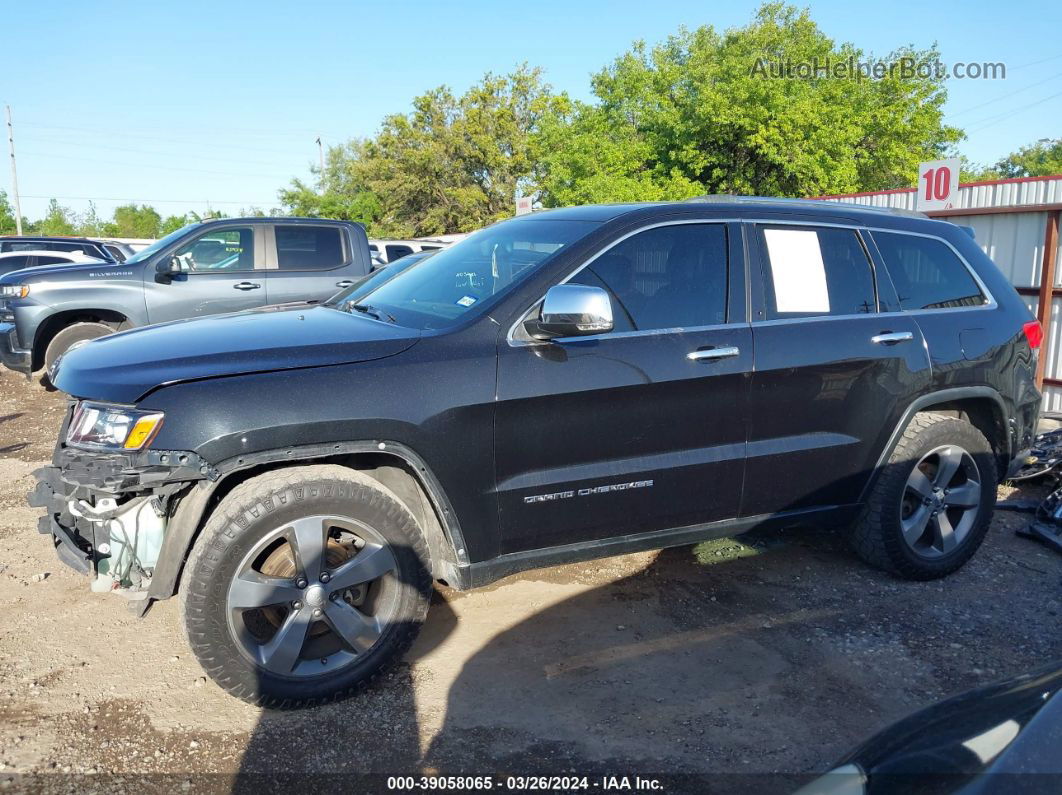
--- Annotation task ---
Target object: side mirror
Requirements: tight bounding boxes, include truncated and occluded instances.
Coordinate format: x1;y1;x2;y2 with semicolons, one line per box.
155;255;187;282
526;284;613;340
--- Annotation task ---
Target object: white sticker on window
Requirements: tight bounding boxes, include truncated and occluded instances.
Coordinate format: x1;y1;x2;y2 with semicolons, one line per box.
456;295;477;307
764;228;830;313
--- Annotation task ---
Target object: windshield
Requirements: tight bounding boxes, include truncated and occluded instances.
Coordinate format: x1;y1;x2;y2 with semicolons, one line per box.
124;223;202;264
339;218;599;330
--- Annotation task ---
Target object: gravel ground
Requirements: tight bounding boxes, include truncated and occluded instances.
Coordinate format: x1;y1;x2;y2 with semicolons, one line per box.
1;367;1060;793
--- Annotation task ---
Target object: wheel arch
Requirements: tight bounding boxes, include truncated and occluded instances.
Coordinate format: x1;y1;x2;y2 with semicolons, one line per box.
859;386;1011;503
147;440;471;604
31;309;131;371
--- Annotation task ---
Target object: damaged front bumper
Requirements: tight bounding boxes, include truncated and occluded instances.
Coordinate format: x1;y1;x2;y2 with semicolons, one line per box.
28;440;218;593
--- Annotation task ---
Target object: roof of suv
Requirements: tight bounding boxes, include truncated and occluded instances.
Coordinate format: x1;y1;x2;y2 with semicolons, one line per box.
0;235;108;243
522;196;928;224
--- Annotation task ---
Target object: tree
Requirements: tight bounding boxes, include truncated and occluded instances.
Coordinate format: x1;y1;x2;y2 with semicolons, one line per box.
280;65;565;236
104;204;161;238
0;190;17;235
76;201;104;237
36;199;78;236
994;138;1062;178
160;214;190;235
535;3;961;204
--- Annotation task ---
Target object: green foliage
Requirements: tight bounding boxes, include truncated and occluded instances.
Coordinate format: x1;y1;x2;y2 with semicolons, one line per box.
160;214;190;235
35;199;78;236
535;3;961;205
280;65;564;236
103;203;161;238
0;190;18;235
994;138;1062;178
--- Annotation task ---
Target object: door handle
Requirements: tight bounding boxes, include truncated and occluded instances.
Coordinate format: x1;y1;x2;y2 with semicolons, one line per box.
233;282;261;291
335;280;354;288
687;346;740;362
871;331;913;345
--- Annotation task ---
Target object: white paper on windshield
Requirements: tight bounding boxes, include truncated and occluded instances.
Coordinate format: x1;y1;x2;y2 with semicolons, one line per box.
764;228;830;313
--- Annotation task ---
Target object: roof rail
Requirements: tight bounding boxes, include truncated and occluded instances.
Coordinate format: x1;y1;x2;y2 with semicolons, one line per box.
682;194;928;219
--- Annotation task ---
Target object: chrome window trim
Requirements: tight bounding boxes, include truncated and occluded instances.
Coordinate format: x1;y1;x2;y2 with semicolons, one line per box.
507;218;733;347
505;216;996;347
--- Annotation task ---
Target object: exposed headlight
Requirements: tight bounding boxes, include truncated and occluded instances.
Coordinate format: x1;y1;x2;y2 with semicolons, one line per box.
0;285;29;299
66;402;165;451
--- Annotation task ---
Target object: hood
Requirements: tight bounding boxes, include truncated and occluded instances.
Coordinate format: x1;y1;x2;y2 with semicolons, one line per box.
52;304;421;403
0;260;125;284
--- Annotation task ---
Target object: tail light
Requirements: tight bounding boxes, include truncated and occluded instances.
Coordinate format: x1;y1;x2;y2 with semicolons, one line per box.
1023;320;1043;350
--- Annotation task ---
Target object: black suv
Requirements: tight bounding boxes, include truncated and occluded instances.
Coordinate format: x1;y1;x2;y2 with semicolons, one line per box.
31;198;1042;706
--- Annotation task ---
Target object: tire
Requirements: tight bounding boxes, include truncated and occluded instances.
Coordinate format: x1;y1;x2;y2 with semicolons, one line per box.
852;412;997;580
179;464;432;708
43;321;113;374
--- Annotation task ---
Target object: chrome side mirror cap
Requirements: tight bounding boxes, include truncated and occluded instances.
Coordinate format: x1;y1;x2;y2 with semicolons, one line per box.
527;284;613;340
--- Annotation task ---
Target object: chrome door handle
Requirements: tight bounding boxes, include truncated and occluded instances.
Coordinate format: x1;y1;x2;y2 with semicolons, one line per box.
335;280;354;288
871;331;913;345
687;346;740;362
233;282;261;291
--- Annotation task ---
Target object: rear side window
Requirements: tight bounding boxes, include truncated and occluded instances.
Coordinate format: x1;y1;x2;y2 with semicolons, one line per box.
275;225;345;270
1;255;32;269
386;244;414;261
35;255;70;266
873;232;986;310
759;226;876;319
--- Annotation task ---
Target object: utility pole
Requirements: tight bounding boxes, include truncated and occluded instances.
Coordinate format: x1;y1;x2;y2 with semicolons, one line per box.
316;136;324;174
5;105;23;235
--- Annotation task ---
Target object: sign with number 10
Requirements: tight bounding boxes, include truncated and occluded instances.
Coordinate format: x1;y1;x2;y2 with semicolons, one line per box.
916;158;960;211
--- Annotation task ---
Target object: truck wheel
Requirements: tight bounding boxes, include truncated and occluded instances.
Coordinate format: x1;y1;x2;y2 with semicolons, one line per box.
852;412;997;580
43;322;113;375
179;464;432;708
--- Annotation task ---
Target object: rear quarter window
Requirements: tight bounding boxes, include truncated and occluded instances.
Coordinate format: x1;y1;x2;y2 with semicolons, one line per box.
873;232;986;310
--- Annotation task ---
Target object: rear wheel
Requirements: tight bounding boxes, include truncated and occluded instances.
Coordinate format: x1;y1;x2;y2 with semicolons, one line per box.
852;412;997;580
42;321;113;375
179;465;431;707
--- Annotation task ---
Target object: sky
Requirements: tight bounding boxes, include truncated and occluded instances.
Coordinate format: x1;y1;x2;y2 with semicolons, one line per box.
2;0;1060;223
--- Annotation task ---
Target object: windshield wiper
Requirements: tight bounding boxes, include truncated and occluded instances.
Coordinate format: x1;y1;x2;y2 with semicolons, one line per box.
348;303;397;323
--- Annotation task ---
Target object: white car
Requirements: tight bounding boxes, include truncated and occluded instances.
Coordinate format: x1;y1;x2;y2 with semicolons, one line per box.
0;249;107;277
368;238;453;264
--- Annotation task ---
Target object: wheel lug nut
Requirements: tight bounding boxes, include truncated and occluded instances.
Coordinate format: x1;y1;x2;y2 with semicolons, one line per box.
313;608;322;617
296;578;307;589
292;601;302;610
320;572;331;583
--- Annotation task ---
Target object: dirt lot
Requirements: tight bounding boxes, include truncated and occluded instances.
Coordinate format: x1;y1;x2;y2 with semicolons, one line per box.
1;366;1060;793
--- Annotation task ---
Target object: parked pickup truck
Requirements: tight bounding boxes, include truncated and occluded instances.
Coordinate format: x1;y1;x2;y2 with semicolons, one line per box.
0;217;373;376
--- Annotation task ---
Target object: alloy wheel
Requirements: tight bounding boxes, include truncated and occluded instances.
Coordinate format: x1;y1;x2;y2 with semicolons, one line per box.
899;445;982;559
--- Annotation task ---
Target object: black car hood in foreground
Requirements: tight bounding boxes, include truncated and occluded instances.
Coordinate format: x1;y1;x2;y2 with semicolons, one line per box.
800;663;1062;794
52;305;421;404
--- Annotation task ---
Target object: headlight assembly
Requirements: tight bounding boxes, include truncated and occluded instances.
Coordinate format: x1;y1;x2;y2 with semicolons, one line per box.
0;285;29;299
66;402;165;451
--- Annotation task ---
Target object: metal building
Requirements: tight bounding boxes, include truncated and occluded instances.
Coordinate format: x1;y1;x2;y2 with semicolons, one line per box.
814;175;1062;410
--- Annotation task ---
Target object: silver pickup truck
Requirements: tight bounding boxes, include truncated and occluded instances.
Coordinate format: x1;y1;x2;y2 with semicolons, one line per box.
0;217;374;377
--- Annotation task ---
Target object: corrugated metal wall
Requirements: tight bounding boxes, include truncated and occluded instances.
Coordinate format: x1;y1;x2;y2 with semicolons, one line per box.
818;177;1062;411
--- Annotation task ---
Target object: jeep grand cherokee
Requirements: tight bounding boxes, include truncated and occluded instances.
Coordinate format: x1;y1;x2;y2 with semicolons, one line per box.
29;198;1042;707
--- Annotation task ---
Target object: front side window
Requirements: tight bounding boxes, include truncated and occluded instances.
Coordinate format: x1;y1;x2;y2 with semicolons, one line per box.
275;225;344;270
345;218;600;330
759;226;876;319
173;228;255;272
1;255;32;269
873;231;985;310
568;224;729;331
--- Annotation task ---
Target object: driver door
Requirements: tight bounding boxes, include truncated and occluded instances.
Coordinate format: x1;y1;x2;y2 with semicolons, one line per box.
143;225;268;324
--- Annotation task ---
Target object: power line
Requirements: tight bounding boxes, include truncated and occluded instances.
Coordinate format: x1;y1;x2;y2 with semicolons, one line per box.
22;194;280;206
18;149;293;179
950;69;1062;117
965;88;1062;132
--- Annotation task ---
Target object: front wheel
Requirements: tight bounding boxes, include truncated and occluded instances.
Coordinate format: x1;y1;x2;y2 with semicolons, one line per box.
43;321;113;375
179;465;432;707
852;412;997;580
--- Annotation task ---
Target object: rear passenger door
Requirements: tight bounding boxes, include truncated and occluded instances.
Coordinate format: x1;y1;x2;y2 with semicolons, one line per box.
494;221;752;553
264;224;363;305
742;222;931;518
